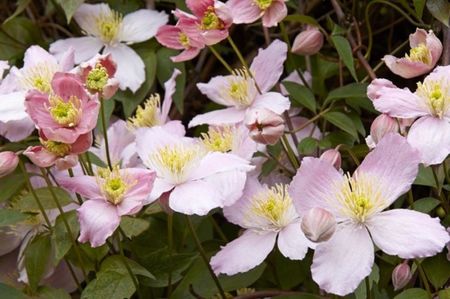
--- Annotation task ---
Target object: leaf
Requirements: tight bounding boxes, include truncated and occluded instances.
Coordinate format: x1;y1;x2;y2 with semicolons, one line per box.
319;131;356;148
297;137;318;155
0;209;30;227
413;0;426;18
439;289;450;299
81;270;135;299
422;253;450;289
0;283;26;299
426;0;450;26
25;234;52;291
283;81;316;112
324;83;369;106
331;35;358;80
37;286;71;299
52;210;80;262
119;216;150;238
414;165;438;187
101;255;155;279
323;111;358;138
15;187;73;212
0;17;41;60
54;0;85;23
4;0;32;24
0;173;26;203
411;197;440;213
354;264;379;299
394;288;428;299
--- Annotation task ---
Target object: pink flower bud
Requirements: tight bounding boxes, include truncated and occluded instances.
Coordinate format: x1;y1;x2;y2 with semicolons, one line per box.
320;149;341;170
301;207;336;243
392;261;412;291
291;26;324;56
366;114;399;148
245;108;285;145
0;151;19;177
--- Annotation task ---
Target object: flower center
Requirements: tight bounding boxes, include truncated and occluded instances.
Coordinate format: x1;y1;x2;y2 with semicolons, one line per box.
48;95;82;127
20;63;57;93
417;80;449;118
97;167;134;205
254;0;273;10
201;6;223;30
86;64;109;91
179;32;190;48
223;69;255;107
96;10;122;44
405;43;431;64
41;139;72;157
128;94;161;129
201;126;234;153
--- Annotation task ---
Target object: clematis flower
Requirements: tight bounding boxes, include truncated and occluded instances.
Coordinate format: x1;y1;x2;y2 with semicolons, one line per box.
292;26;324;56
383;28;442;78
23;131;92;170
290;133;449;296
189;40;290;127
0;151;19;177
368;66;450;165
50;3;168;92
0;46;74;142
226;0;287;27
58;167;156;247
210;176;312;275
25;72;99;144
156;24;205;62
136;126;254;215
365;114;400;149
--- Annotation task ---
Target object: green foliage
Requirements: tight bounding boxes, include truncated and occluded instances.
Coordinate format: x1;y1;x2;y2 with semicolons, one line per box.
15;187;73;212
54;0;85;22
52;210;80;262
0;209;30;226
331;35;358;81
25;233;52;291
283;81;317;112
394;288;429;299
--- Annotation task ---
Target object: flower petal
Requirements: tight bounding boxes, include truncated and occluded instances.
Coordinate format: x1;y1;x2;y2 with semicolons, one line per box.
277;221;311;260
261;0;287;27
58;175;103;200
161;69;182;123
383;55;432;79
23;46;57;69
225;0;261;24
168;180;221;215
251;92;290;114
188;107;246;127
74;3;111;37
366;209;449;258
0;91;28;122
0;118;35;142
210;230;277;275
118;9;168;44
50;37;104;64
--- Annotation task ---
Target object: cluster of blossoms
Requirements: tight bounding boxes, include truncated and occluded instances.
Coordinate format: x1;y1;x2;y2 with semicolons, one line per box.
0;1;449;297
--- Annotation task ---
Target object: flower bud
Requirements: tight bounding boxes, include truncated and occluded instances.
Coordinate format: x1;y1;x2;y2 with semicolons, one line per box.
392;261;412;291
366;114;399;149
245;108;285;145
292;26;324;56
301;207;336;243
0;151;19;177
320;149;341;170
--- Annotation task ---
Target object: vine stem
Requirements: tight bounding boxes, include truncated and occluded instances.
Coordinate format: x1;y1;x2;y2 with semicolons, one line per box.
68;168;83;205
167;212;174;297
208;45;234;74
186;216;226;299
116;232;143;299
100;98;113;170
415;260;432;298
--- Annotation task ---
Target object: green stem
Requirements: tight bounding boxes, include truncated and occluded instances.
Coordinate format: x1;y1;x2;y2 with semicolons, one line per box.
186;216;226;299
288;108;331;133
208;46;234;74
281;135;300;169
407;190;415;209
64;257;83;292
365;277;372;299
116;233;142;299
68;168;84;205
100;99;113;170
167;212;174;297
209;216;228;243
415;260;432;298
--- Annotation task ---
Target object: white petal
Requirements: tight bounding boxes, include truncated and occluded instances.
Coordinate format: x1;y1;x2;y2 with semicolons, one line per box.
0;91;28;122
74;3;111;37
277;221;311;260
251;92;290;115
50;37;104;64
118;9;168;44
169;180;222;215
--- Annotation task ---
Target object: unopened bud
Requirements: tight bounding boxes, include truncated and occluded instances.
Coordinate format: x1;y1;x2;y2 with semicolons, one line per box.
0;151;19;177
245;108;285;145
366;114;399;148
392;261;412;291
320;149;341;170
292;26;324;56
301;207;336;243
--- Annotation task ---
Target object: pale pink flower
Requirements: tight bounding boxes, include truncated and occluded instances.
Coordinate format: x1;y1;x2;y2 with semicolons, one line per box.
290;133;449;296
210;176;312;275
365;114;400;149
136;126;254;215
50;3;168;92
0;60;9;82
25;72;100;144
392;261;412;291
189;40;290;127
319;149;341;170
383;28;442;78
245;108;285;145
226;0;287;27
0;46;74;142
58;167;156;247
369;66;450;165
0;151;19;177
156;24;205;62
292;26;324;55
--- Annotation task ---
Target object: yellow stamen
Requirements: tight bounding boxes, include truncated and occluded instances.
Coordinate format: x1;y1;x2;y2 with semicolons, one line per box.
223;68;254;107
201;126;234;153
95;10;122;44
41;139;72;157
97;166;135;205
48;95;82;127
20;63;57;93
86;63;109;91
201;6;223;30
179;32;190;48
128;94;161;129
417;80;449;118
253;0;273;10
405;43;431;64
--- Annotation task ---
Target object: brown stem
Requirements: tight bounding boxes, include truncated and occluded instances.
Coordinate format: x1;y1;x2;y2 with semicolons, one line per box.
443;24;450;66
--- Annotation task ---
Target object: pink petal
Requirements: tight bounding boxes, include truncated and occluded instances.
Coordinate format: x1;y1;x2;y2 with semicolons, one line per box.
366;78;396;101
188;152;253;180
78;99;100;132
118;9;168;44
251;92;290;114
58;175;103;200
99;120;134;165
171;47;202;63
0;118;35;142
356;133;420;207
58;47;75;72
188;107;246;127
52;72;88;102
226;0;261;24
250;40;287;92
277;221;311;260
383;55;432;79
366;209;449;258
161;69;182;123
289;157;344;215
77;199;120;247
197;75;239;106
146;177;175;204
202;29;229;46
312;223;374;296
210;230;277;275
117;168;156;215
169;180;221;215
200;170;249;207
407;116;450;166
23;146;57;168
261;0;287;27
156;25;185;49
50;37;104;64
186;0;213;17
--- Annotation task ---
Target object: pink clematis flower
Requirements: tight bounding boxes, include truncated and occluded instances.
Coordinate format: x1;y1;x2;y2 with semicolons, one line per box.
226;0;287;27
210;176;313;275
136;126;254;215
290;133;449;296
50;3;168;92
156;24;205;62
189;40;290;127
25;72;100;144
368;65;450;165
58;167;156;247
383;28;442;78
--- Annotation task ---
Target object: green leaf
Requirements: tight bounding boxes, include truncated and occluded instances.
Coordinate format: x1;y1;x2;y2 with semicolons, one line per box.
439;289;450;299
324;83;369;106
297;137;318;155
413;0;426;18
38;286;71;299
411;197;440;213
25;234;52;291
119;216;150;239
414;165;438;187
3;0;32;24
331;35;358;80
394;288;428;299
426;0;450;26
54;0;84;23
101;255;155;279
283;81;316;112
0;283;26;299
354;264;379;299
323;111;358;138
422;253;450;289
52;210;80;262
156;47;186;113
81;270;135;299
15;187;73;212
284;14;320;26
0;209;30;227
0;17;41;60
0;173;26;203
